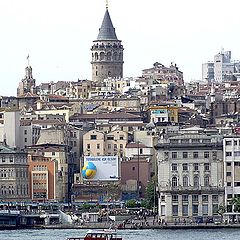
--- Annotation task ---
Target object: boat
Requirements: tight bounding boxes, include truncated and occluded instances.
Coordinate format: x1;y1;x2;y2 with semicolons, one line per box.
67;229;123;240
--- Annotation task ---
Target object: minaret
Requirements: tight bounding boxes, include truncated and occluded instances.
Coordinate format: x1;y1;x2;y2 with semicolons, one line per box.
17;55;36;96
91;1;124;82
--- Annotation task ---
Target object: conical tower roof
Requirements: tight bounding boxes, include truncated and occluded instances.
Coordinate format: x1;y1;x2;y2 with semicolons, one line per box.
97;9;118;40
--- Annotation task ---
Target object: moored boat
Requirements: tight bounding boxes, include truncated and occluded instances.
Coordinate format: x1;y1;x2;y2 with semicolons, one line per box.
67;229;123;240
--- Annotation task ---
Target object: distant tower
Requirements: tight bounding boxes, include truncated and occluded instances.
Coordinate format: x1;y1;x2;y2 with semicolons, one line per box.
17;55;36;96
91;2;124;82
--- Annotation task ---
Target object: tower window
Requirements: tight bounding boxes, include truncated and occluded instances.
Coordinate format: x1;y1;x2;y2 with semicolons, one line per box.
108;71;111;76
96;71;98;76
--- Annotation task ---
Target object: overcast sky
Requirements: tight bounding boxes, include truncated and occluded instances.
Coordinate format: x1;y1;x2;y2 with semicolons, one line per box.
0;0;240;96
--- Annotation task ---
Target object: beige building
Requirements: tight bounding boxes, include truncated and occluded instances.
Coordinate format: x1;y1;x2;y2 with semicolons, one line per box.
105;129;128;158
83;130;105;157
155;132;224;222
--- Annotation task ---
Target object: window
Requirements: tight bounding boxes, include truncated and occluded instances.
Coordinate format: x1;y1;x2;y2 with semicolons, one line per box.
172;176;178;187
97;144;100;149
202;205;208;215
161;195;165;202
182;195;188;202
204;176;210;186
227;194;232;199
193;176;199;188
204;163;210;171
183;176;189;187
24;130;27;135
226;172;231;177
87;144;90;149
227;182;232;186
192;195;199;202
107;136;114;140
172;152;177;159
204;152;209;158
192;205;198;215
182;205;188;216
202;195;208;202
226;152;232;157
227;162;231;166
24;138;27;143
108;144;111;149
172;195;178;202
226;140;232;146
212;204;218;214
183;152;188;158
120;136;124;140
182;163;188;171
132;167;135;171
234;182;240;187
193;152;198;158
193;163;199;171
120;144;123;149
172;205;178;216
172;163;177;171
90;135;97;140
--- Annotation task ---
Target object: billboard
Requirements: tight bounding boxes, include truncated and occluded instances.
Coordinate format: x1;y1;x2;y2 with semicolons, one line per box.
83;156;119;181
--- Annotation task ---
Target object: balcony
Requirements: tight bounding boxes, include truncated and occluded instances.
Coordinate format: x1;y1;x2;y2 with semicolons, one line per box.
158;185;224;194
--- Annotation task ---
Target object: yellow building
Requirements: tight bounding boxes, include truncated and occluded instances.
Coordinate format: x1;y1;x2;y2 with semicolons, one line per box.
148;104;179;123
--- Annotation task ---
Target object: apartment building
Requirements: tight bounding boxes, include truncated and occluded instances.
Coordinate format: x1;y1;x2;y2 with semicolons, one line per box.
155;132;224;222
0;145;30;202
28;154;57;202
223;136;240;212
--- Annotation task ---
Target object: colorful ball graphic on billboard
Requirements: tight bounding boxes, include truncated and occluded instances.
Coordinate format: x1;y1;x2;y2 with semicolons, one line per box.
82;162;97;179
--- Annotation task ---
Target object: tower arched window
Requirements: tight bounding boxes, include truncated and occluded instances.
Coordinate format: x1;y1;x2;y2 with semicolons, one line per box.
107;52;112;61
119;53;122;60
100;52;105;61
193;176;199;188
172;176;178;187
95;52;99;61
183;176;189;187
113;52;118;60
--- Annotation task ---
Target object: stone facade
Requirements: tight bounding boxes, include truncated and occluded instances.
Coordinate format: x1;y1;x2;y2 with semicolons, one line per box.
91;8;124;82
155;133;224;222
0;145;30;202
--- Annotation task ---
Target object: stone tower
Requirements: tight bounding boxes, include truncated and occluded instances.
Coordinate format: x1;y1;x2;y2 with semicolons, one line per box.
17;56;36;96
91;5;124;82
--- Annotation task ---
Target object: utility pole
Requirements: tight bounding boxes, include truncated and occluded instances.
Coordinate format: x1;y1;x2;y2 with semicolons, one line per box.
137;141;140;199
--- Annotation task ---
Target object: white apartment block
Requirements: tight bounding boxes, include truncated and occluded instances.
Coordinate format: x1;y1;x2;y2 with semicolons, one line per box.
156;133;224;222
202;50;240;82
223;136;240;212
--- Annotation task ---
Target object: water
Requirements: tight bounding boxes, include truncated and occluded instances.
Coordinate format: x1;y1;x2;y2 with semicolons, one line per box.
1;229;240;240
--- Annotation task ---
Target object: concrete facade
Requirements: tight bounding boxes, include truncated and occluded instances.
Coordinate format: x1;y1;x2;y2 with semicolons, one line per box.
223;136;240;212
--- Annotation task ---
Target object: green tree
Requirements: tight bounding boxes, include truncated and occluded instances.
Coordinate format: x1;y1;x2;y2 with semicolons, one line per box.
144;180;158;210
230;197;240;212
217;204;226;222
126;199;137;208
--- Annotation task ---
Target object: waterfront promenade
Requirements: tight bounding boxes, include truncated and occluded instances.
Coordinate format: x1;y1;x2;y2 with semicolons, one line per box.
42;216;240;230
